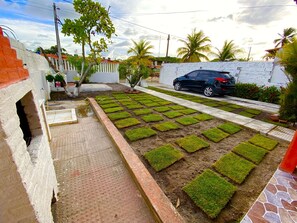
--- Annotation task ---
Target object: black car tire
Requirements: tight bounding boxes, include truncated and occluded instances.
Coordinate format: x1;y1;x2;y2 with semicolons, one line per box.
174;82;182;91
203;86;215;97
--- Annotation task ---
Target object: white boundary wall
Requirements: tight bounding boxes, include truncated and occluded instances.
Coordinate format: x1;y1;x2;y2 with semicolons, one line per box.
159;61;289;88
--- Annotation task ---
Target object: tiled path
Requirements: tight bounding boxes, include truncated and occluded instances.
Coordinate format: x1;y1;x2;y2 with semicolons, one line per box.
50;115;154;222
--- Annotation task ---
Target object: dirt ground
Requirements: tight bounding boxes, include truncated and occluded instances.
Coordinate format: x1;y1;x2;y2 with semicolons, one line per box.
50;84;289;223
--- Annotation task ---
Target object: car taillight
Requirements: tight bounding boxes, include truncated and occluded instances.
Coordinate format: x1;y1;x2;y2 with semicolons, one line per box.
215;77;228;83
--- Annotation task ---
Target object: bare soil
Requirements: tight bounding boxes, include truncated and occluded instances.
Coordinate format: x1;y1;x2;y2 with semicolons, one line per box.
50;84;289;223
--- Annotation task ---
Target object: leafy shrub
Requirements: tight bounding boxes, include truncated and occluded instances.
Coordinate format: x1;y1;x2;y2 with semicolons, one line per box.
279;81;297;123
258;86;281;104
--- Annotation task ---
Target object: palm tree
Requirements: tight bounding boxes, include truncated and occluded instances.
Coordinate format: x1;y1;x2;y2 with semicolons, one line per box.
177;29;211;62
128;39;153;65
274;27;296;48
211;40;243;62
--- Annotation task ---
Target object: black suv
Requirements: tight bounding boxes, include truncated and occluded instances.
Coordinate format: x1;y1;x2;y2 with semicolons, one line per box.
173;69;235;97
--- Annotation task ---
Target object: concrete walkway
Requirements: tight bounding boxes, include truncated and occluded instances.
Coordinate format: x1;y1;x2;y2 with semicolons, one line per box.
50;113;154;222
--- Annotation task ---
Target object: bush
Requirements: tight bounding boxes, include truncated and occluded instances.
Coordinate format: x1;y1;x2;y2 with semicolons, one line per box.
258;86;281;104
279;81;297;123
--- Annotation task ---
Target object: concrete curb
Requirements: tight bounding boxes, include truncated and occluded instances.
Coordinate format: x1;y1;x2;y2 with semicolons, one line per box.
88;98;185;223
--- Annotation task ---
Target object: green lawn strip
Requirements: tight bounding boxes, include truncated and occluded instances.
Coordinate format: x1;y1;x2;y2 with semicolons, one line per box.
152;121;180;132
244;108;262;115
216;101;231;106
218;122;242;134
125;127;157;141
214;152;256;184
114;118;141;129
229;104;243;109
265;119;289;128
218;106;236;112
248;134;278;150
183;169;237;219
107;111;131;121
176;135;209;153
133;109;153;115
238;111;256;118
142;114;164;122
179;108;197;115
193;113;213;121
100;103;119;109
154;106;171;112
202;102;220;107
163;111;184;119
232;142;268;164
104;107;124;113
144;144;184;171
176;117;199;126
169;105;186;110
145;102;160;107
139;100;153;105
158;101;172;105
202;128;229;142
126;104;143;109
95;95;112;101
119;100;135;105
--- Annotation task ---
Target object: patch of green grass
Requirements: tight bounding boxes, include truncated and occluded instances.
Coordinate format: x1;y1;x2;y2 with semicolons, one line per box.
238;111;256;118
119;100;135;105
158;101;172;105
145;102;160;107
114;118;141;129
125;127;157;141
133;109;152;115
218;122;242;134
144;144;184;171
203;102;220;107
163;111;184;119
245;109;262;115
193;113;213;121
126;104;143;109
139;100;153;105
169;105;185;110
152;121;180;132
183;169;237;219
229;104;243;109
107;111;131;121
179;108;197;115
218;106;235;112
202;128;229;142
217;101;231;106
142;114;164;122
100;103;119;108
265;119;289;128
232;142;268;164
176;117;199;126
248;134;278;150
104;107;124;113
154;106;171;112
214;152;255;184
176;135;209;153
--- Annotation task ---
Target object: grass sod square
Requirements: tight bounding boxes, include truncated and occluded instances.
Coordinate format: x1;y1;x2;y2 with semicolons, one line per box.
100;103;119;109
126;104;143;109
96;99;115;105
163;111;184;119
125;127;157;141
203;102;220;107
179;108;197;115
238;111;256;118
232;142;268;164
154;106;171;112
107;111;131;121
142;114;164;122
248;134;278;150
176;135;209;153
218;122;242;134
114;118;141;129
158;101;172;105
176;117;199;126
218;106;236;112
144;144;184;172
169;105;186;110
213;152;256;184
145;102;160;107
104;107;124;113
152;121;180;132
183;169;237;219
229;104;243;109
202;128;229;143
193;113;213;121
245;108;262;115
133;109;152;115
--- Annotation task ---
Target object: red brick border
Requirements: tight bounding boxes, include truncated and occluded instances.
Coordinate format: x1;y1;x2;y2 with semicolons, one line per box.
89;98;185;223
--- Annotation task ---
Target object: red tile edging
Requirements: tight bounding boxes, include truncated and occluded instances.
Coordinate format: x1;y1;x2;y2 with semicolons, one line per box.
89;98;185;223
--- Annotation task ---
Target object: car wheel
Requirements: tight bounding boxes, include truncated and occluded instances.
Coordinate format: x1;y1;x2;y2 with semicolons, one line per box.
203;86;214;97
174;82;182;91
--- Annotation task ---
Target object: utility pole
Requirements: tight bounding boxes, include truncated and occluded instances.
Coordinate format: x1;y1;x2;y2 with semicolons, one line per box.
53;3;64;73
166;34;170;57
247;47;251;61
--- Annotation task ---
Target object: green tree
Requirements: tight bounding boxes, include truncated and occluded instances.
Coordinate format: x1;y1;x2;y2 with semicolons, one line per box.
35;45;67;55
127;39;153;65
61;0;115;92
274;27;296;48
177;29;211;62
211;40;243;62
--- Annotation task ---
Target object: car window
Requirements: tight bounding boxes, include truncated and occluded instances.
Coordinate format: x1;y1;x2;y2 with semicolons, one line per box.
187;71;198;79
197;71;211;79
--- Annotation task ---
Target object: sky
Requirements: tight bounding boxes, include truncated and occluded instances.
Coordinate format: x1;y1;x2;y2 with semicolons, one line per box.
0;0;297;61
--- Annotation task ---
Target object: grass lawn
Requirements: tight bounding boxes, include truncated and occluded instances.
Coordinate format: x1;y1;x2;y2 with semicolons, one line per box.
126;104;143;109
238;111;256;118
193;113;213;121
145;102;160;107
133;109;152;115
169;105;186;110
125;127;157;141
107;111;131;121
96;99;115;105
232;142;268;164
218;106;235;112
158;101;172;105
176;117;199;126
203;102;220;107
179;108;197;115
152;121;180;132
213;152;256;184
248;134;278;150
104;107;124;113
176;135;209;153
114;118;141;129
202;128;229;142
183;169;237;219
218;122;242;134
153;106;171;112
100;103;119;108
142;114;164;122
245;108;262;115
163;111;184;119
144;144;184;171
229;104;243;109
